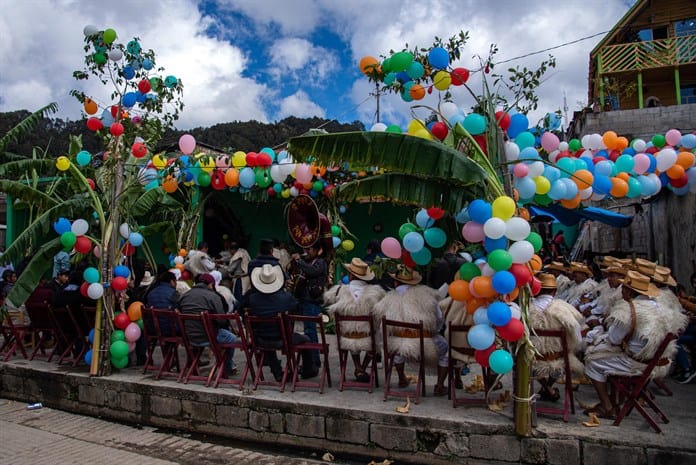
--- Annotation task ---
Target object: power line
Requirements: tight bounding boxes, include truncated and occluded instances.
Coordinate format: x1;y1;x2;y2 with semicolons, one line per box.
493;30;611;66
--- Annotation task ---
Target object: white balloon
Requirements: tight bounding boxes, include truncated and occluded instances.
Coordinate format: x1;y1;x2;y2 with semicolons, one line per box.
270;165;286;183
119;223;131;239
87;282;104;299
440;102;460;120
370;122;387;132
558;141;569;151
579;186;594;200
83;25;98;36
527;161;545;178
590;133;603;150
505;217;531;241
581;135;592;149
508;240;534;264
483;217;506;240
504;141;520;162
481;264;495;277
656;148;677;172
632;138;646;152
509;302;522;320
590;192;606;201
548;150;560;164
289;186;299;197
459;252;473;262
108;49;123;61
173;256;184;265
71;219;89;236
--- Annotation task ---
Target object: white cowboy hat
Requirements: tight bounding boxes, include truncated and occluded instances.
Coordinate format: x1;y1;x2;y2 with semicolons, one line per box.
343;257;375;281
251;264;285;294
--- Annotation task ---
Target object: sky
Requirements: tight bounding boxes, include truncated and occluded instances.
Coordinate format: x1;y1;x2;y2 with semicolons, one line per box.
0;0;637;135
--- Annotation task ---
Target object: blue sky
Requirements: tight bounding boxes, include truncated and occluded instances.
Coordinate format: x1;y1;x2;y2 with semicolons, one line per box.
1;0;636;133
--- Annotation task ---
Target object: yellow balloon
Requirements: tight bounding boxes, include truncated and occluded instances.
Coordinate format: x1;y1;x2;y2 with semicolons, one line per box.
152;154;167;170
407;119;425;134
341;239;355;251
433;70;451;91
281;189;290;199
413;128;434;140
200;156;215;173
56;156;71;171
491;196;516;220
232;151;247;168
534;176;551;195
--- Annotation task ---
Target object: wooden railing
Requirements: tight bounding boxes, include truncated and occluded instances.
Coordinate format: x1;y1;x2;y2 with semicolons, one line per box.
599;35;696;73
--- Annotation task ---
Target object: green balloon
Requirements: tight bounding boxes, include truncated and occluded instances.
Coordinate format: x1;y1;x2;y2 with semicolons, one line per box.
197;172;211;187
331;225;341;236
651;134;666;148
568;138;582;152
110;329;126;343
111;355;128;369
93;53;107;65
149;77;161;91
526;232;543;253
390;52;414;72
534;193;553;206
254;168;272;188
109;340;129;359
459;262;481;281
312;180;324;192
135;319;144;330
60;231;77;249
102;28;117;45
398;222;418;240
487;249;513;271
381;57;392;74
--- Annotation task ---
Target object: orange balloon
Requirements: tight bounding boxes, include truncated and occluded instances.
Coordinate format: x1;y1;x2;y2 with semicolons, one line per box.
224;168;239;187
175;263;185;271
178;248;187;257
616;136;629;150
471;276;497;299
409;84;426;100
517;207;530;221
616;172;629;182
359;56;380;75
666;164;685;179
162;175;178;193
572;169;594;189
602;131;618;150
560;194;582;208
512;189;520;201
466;297;488;314
610;177;629;197
506;287;520;302
311;164;326;177
529;254;542;272
449;280;471;301
127;301;143;321
84;98;98;115
676;151;695;169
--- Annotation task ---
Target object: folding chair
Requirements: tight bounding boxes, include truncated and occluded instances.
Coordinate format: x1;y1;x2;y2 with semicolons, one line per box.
285;313;332;393
140;306;161;374
175;311;209;384
51;305;85;367
448;322;490;408
203;312;253;389
532;329;575;422
609;333;677;433
64;305;89;366
24;300;63;361
151;308;183;380
0;310;31;361
244;312;293;392
334;313;379;392
382;317;426;404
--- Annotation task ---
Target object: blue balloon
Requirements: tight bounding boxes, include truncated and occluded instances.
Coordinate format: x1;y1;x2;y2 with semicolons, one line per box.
403;231;425;253
467;199;492;224
53;217;71;235
543;165;561;183
595;149;608;159
473;307;489;325
581;157;595;174
395;71;411;83
141;58;153;70
332;236;341;249
548;179;568;200
411;247;432;265
594;160;613;177
637;175;655;196
519;147;541;163
383;72;397;86
239;167;255;188
467;324;496;350
113;265;130;278
136;91;148;103
424;227;447;248
463;113;486;135
484;236;508;253
88;329;95;345
84;349;92;366
559;178;578;199
128;232;143;247
101;108;114;127
646;154;657;173
491;271;516;295
487;301;512;327
339;205;347;214
622;147;636;156
122;92;137;107
593;174;613;195
489;349;514;374
545;112;562;130
415;209;435;228
428;47;449;69
507;113;529;139
341;275;350;284
449;113;466;127
455;207;470;223
672;184;690;196
122;65;135;80
680;133;696;149
659;172;669;187
514;177;536;199
515;132;535;149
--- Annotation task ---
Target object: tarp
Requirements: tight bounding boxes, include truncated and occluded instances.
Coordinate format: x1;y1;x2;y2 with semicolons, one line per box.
529;204;633;228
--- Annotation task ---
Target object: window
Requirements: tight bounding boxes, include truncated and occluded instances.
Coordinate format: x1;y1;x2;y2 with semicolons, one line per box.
675;18;696;37
681;83;696;105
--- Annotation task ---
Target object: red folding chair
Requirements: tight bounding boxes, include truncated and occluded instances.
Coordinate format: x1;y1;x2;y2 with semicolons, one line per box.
448;322;490;408
203;312;254;389
382;317;426;404
532;329;575;422
24;300;63;361
334;313;379;392
151;308;183;380
1;310;31;361
175;311;209;384
609;333;677;433
140;306;162;374
244;312;293;392
51;305;85;367
284;313;332;394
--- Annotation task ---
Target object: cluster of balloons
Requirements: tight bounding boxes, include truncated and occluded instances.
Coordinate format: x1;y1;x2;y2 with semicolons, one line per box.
53;217;95;256
359;47;470;102
329;224;354;252
109;301;144;368
81;25;179;136
379;207;447;267
452;196;545;375
167;248;193;281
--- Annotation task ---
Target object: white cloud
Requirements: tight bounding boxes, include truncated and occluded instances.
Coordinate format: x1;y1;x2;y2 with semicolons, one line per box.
277;90;325;119
268;38;337;87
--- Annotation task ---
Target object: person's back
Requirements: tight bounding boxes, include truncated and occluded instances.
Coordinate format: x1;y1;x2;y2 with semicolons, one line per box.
245;288;297;340
176;274;225;345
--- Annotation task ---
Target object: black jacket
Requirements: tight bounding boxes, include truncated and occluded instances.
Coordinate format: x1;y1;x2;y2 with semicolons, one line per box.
175;284;226;344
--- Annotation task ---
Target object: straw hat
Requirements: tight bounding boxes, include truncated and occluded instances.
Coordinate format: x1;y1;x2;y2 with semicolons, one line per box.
250;264;285;294
622;270;660;297
343;257;375;281
544;261;568;272
140;271;154;286
537;273;557;289
630;258;657;277
652;265;677;287
389;266;422;285
604;266;628;277
598;256;619;268
570;262;592;276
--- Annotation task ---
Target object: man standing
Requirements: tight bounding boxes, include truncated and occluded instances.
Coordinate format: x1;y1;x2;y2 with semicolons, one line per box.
248;239;281;277
176;273;237;377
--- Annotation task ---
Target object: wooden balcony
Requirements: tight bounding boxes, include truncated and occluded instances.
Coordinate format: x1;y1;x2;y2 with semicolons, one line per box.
598;35;696;74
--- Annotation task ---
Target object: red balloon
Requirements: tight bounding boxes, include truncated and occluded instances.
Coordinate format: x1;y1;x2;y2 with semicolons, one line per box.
509;263;532;287
211;171;226;190
110;105;119;118
80;281;90;298
266;186;276;196
111;276;128;292
86;117;103;131
556;150;571;159
497;318;524;341
427;206;445;220
74;235;92;254
401;250;416;269
131;142;147;158
608;150;620;162
474;344;497;367
245;152;258;167
531;276;542;295
114;312;131;330
670;174;689;188
494;111;511;130
473;134;488;155
110;122;124;136
592;156;607;165
431;121;448;140
122;243;136;256
87;178;96;190
256;153;272;167
138;79;152;94
646;146;658;154
181;270;192;281
450;67;470;86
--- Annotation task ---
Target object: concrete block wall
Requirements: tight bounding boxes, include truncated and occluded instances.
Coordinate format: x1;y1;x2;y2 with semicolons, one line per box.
576;104;696;140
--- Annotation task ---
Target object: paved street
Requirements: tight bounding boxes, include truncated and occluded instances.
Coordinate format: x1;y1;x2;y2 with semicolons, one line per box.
0;399;334;465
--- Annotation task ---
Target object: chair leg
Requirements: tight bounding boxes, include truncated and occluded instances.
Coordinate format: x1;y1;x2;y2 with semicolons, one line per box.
338;349;348;391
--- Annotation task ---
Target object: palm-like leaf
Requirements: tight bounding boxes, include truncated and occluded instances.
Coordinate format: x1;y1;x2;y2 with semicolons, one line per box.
0;159;57;179
0;180;60;211
139;221;179;256
128;187;168;217
287;131;488;187
0;103;58;156
5;238;63;307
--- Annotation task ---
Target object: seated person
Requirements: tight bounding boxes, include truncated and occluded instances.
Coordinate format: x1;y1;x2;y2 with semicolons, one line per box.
144;271;180;336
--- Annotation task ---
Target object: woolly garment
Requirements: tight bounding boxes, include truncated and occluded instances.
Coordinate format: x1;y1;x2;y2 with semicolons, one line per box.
373;285;442;365
653;288;689;378
593;285;622;318
565;278;598;307
529;298;585;377
441;297;475;364
184;250;216;277
227;248;251;295
323;282;386;352
555;274;572;300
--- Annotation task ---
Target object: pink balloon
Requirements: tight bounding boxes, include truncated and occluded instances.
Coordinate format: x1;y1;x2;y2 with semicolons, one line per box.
540;132;560;152
633;153;650;174
127;341;136;352
512;163;530;178
665;129;682;147
124;322;141;342
381;237;402;259
179;134;196;155
462;221;485;243
295;163;313;183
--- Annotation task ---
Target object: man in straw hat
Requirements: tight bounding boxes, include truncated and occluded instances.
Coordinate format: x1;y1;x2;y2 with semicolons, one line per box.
583;270;668;418
374;265;449;396
242;264;317;381
582;265;627;346
323;258;385;382
544;261;571;300
564;262;598;310
528;273;584;402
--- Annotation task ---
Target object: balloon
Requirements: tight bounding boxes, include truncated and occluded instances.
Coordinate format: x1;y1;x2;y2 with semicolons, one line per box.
526;232;543;253
490;196;515;220
111;276;128;292
497;318;524;341
459;262;481;281
473;307;489;325
652;134;666;148
110;340;129;359
341;240;355;251
462;221;485;243
74;236;91;254
656;148;677;172
111;355;128;369
69;219;88;236
540;132;560;152
332;236;341;249
491;271;516;295
57;231;75;249
124;322;142;342
423;227;447;248
428;47;449;69
471;276;496;298
467;324;496;350
87;282;104;299
468;199;492;224
504;217;531;241
381;237;402;259
179;134;196;154
513;163;529;178
449;280;471;301
509;240;534;264
487;249;512;272
515;132;535;150
463;113;486;135
487;301;512;327
402;231;425;253
451;67;470;86
484;236;508;253
102;28;117;44
128;232;143;247
507;113;529;139
118;223;130;239
113;265;130;279
489;349;514;374
415;209;435;228
475;344;496;367
483;217;506;240
359;55;379;74
514;177;536;199
56;156;71;171
411;247;432;266
610;177;629;197
389;51;413;72
398;222;418;240
239;167;255;188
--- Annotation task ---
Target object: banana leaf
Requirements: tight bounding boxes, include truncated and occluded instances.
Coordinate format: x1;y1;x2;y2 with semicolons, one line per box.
5;237;63;307
0;180;60;211
287;131;488;187
0;103;58;156
139;221;179;256
128;187;169;217
0;159;56;178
